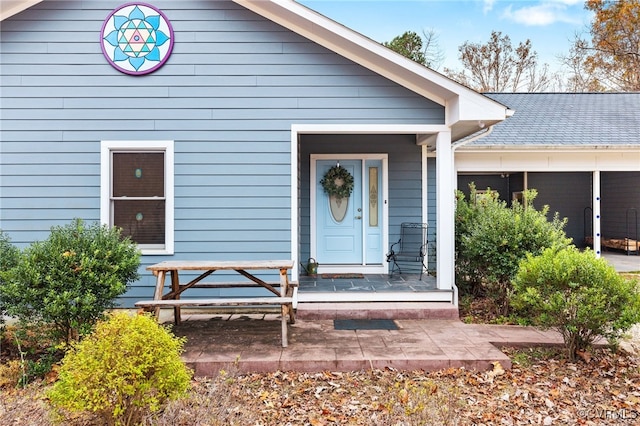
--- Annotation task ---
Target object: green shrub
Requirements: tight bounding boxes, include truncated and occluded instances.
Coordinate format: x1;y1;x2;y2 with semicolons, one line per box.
455;185;571;314
454;187;484;296
48;312;193;426
512;246;640;361
0;230;20;324
0;219;140;344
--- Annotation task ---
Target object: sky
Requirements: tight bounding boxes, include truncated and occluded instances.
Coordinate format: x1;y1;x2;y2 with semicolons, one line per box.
298;0;594;73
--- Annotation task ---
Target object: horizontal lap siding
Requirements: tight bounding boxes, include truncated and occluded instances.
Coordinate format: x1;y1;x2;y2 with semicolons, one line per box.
0;0;443;305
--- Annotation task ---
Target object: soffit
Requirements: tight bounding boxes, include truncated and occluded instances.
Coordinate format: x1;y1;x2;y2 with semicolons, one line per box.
0;0;43;20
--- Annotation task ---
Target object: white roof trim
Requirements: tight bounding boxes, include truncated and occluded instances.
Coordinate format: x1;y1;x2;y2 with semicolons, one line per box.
458;145;640;151
291;124;449;134
0;0;43;20
234;0;509;137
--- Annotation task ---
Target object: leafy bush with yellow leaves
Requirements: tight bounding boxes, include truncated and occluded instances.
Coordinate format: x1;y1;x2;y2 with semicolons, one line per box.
48;312;192;426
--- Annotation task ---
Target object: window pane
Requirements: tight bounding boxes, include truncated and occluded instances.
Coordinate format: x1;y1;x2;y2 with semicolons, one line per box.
369;167;379;227
113;152;164;197
113;200;165;245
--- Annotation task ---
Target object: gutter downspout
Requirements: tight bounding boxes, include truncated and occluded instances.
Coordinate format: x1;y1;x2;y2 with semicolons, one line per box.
445;107;513;305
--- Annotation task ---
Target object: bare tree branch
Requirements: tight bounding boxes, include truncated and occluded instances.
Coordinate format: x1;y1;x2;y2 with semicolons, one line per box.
444;31;552;93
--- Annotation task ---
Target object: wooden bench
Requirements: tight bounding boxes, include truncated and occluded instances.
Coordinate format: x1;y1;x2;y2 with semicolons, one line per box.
135;297;295;347
160;281;298;298
135;297;294;309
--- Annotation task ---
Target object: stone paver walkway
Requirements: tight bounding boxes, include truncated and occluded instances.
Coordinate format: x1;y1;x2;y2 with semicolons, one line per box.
160;254;635;376
168;311;565;377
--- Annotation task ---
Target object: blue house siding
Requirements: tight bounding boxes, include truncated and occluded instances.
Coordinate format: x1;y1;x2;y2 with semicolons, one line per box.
0;0;444;306
0;141;101;244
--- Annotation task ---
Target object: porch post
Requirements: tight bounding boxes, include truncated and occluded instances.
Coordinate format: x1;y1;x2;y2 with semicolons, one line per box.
436;131;454;291
593;171;602;258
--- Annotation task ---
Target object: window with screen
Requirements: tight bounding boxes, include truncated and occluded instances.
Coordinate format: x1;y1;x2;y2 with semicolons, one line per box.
101;141;174;254
112;152;165;245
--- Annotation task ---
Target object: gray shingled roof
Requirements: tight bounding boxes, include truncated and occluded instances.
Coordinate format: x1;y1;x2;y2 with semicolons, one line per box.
464;93;640;147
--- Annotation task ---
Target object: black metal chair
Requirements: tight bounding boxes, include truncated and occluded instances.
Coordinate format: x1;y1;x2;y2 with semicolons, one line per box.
386;222;428;279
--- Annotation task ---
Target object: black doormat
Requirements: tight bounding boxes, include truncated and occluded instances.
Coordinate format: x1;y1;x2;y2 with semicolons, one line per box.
334;319;398;330
321;273;365;279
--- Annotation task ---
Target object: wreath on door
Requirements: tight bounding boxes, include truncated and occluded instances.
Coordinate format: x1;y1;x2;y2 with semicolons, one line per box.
320;165;354;199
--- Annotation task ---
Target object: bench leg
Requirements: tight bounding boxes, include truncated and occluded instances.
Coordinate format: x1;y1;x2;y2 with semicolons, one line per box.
286;303;296;324
152;271;166;321
171;271;181;325
285;286;296;324
281;304;288;347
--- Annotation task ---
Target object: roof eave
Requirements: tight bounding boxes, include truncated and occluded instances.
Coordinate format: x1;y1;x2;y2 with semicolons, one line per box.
0;0;43;21
457;145;640;151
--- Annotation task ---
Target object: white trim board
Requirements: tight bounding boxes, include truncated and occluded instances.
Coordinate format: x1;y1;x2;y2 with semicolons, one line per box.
100;140;175;255
456;150;640;172
296;291;455;303
309;154;389;275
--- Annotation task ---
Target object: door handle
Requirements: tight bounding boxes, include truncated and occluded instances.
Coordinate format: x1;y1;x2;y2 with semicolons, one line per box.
355;215;362;219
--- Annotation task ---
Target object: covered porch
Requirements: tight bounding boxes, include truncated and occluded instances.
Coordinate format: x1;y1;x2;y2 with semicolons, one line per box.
290;126;476;305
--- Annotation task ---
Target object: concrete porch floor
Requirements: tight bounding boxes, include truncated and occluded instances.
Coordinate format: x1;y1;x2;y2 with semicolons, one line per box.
298;273;436;293
603;251;640;272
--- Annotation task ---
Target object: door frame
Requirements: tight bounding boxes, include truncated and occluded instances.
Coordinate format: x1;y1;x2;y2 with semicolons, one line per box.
310;153;389;274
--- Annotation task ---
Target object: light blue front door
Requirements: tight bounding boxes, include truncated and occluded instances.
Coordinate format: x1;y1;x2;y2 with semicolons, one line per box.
315;159;383;265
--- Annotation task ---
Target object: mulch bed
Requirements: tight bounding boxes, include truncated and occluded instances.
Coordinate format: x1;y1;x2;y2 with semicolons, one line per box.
2;347;640;425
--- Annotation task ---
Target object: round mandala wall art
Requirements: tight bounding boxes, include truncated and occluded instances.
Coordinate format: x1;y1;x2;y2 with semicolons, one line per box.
101;3;174;75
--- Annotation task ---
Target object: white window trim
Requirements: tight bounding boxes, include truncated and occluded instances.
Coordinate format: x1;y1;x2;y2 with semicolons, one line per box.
100;140;174;255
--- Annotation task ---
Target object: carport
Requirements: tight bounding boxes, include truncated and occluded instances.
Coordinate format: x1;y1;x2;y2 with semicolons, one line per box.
455;93;640;258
